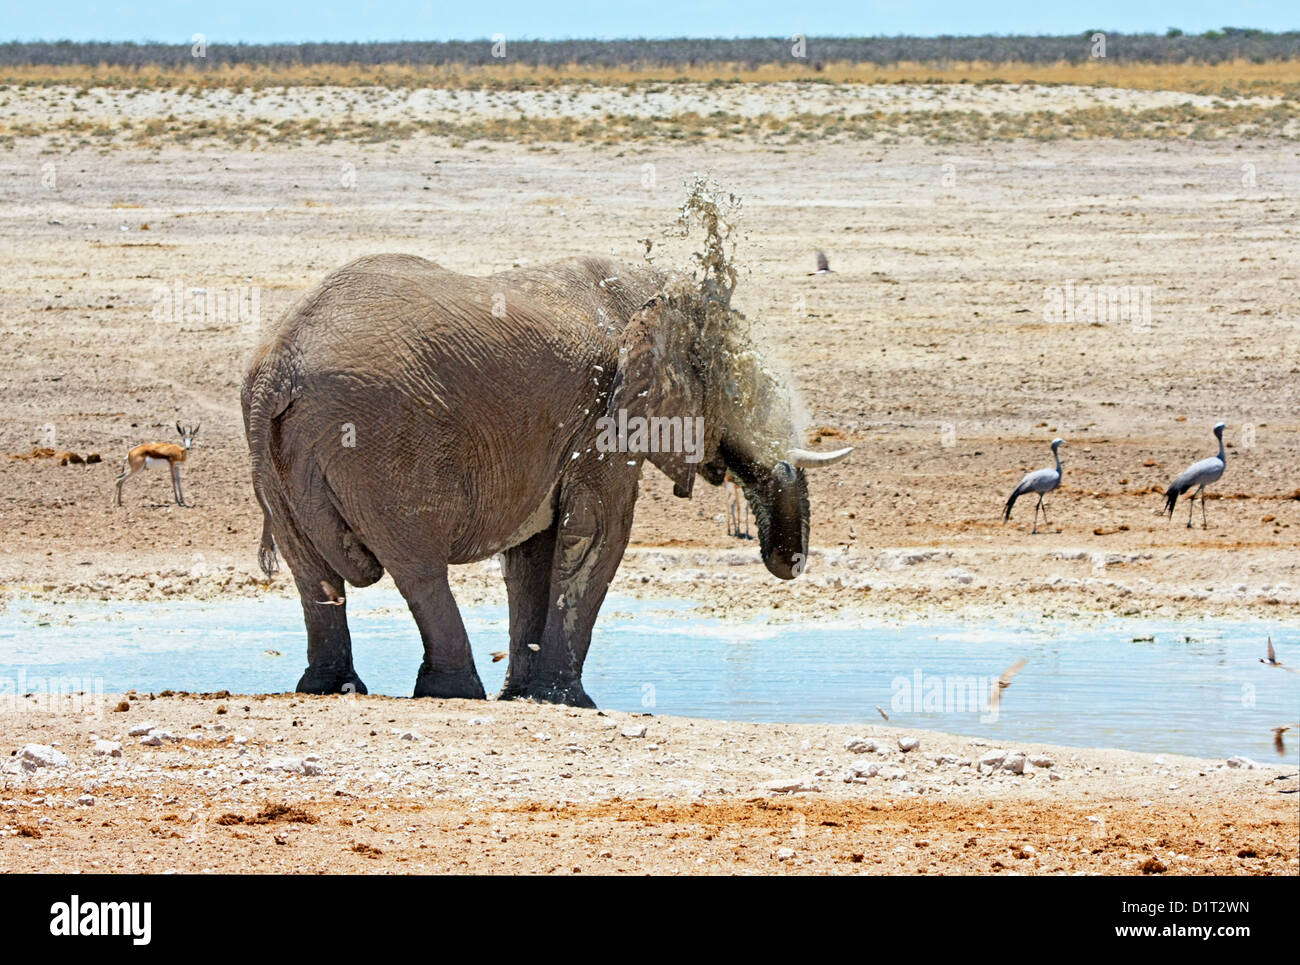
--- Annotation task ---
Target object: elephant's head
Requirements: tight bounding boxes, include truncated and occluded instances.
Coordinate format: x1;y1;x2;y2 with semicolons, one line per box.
608;283;852;580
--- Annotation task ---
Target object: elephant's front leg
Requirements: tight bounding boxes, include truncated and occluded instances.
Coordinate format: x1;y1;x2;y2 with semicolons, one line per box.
389;563;487;700
499;481;635;708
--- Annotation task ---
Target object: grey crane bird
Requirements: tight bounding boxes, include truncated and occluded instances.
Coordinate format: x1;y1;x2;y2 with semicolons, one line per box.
1164;422;1226;529
1003;438;1064;534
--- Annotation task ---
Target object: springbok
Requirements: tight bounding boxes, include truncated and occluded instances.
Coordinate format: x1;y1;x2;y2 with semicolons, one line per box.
114;423;198;507
724;470;751;539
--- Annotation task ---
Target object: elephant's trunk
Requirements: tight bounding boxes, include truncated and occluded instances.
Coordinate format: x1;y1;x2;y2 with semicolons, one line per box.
749;460;810;581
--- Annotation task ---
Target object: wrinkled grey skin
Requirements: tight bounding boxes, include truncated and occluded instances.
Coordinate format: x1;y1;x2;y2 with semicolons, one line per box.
242;254;827;707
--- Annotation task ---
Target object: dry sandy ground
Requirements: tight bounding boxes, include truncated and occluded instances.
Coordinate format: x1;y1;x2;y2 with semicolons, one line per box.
1;133;1297;624
1;694;1296;874
4;82;1281;127
0;91;1298;873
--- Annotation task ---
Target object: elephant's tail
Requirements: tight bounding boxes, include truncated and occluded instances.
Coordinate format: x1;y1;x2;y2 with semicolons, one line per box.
241;346;299;578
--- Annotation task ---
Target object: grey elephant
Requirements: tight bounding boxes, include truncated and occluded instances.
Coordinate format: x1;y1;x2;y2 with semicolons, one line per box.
241;253;852;707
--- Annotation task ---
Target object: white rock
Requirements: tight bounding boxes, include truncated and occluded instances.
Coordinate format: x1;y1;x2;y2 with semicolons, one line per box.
1225;756;1258;770
898;737;921;753
91;739;123;758
933;754;963;765
302;761;325;776
845;762;879;781
399;731;420;741
881;767;908;781
621;724;648;739
1029;755;1054;769
266;757;307;775
127;723;158;737
17;744;69;769
844;738;874;753
979;749;1007;769
76;794;94;806
1001;754;1026;775
766;779;819;794
467;716;495;726
775;847;796;860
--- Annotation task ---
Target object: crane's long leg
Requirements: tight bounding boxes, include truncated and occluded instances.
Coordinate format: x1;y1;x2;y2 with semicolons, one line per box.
1040;497;1050;526
1187;486;1197;528
1201;487;1208;529
1031;494;1042;534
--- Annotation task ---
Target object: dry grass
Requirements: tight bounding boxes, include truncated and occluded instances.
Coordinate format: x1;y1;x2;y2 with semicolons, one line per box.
4;58;1300;98
7;101;1296;150
214;803;319;826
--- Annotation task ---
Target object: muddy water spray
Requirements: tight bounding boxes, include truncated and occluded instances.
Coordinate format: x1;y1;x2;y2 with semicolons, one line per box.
662;176;804;467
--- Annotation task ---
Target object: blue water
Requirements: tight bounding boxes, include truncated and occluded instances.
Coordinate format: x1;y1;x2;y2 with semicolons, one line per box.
1;588;1297;761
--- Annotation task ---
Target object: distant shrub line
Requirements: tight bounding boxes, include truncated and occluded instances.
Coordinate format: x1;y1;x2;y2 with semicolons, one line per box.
4;31;1300;69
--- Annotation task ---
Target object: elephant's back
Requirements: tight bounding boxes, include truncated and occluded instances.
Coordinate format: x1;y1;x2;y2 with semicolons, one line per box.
275;253;594;389
494;257;665;329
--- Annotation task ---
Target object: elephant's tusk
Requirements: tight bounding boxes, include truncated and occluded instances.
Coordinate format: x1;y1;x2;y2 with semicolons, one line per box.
788;446;854;469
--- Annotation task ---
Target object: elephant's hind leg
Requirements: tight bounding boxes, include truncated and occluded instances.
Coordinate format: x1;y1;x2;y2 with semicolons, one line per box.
288;562;368;696
390;563;486;700
499;524;558;702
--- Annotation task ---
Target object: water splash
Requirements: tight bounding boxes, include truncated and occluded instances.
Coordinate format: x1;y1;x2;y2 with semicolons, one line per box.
666;175;801;466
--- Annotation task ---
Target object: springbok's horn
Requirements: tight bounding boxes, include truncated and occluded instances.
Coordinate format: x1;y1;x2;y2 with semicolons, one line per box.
788;446;854;469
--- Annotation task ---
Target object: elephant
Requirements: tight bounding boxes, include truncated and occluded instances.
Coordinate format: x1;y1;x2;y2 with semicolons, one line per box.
241;253;852;707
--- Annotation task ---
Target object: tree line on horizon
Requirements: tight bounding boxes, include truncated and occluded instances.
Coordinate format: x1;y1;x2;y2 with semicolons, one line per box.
2;30;1298;68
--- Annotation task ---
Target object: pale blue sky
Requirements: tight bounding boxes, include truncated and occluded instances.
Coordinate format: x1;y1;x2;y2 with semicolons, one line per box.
3;1;1296;42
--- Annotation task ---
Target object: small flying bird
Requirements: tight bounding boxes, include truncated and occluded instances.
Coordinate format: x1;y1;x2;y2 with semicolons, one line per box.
876;705;889;721
807;250;832;275
1273;726;1293;756
989;658;1026;711
1003;438;1064;534
490;650;508;663
1260;636;1298;673
316;581;345;606
1163;422;1226;529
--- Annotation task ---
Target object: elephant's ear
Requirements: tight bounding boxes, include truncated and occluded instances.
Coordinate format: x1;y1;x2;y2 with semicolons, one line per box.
609;295;704;498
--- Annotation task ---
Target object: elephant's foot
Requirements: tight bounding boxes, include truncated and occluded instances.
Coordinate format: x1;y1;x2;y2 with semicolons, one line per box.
296;665;368;696
498;677;596;709
414;664;487;700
